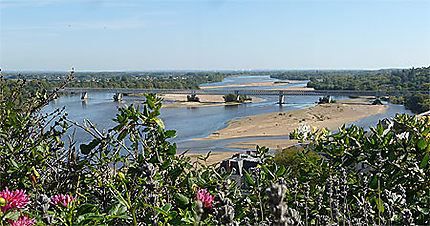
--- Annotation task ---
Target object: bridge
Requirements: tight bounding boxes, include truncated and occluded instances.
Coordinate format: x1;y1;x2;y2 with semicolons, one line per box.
57;87;427;104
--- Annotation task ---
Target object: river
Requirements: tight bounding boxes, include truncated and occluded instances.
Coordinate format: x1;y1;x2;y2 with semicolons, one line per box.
42;75;413;153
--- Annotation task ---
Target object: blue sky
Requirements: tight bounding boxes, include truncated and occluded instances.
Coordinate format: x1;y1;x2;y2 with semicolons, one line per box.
0;0;429;71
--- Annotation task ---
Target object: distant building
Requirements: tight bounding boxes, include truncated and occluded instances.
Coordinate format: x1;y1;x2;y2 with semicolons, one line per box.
219;152;261;189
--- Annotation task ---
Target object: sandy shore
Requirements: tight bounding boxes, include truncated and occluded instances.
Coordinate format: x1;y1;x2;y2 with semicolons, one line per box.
181;152;240;166
161;94;263;108
200;81;298;89
190;99;388;146
224;139;299;151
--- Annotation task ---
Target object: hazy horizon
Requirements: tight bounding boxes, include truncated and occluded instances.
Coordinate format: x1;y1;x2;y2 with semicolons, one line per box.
1;0;429;71
4;66;429;73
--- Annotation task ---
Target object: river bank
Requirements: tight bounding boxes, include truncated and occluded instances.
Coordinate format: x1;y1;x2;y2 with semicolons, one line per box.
200;80;298;89
190;98;388;150
161;94;264;108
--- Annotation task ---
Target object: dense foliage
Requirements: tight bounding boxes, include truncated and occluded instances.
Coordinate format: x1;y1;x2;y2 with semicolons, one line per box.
0;75;429;225
271;67;430;113
270;67;429;91
3;71;227;90
404;93;430;114
223;94;251;103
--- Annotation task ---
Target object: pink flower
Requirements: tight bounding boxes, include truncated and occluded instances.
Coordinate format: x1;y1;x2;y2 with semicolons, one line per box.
8;216;36;226
196;188;214;209
0;188;30;213
50;194;75;207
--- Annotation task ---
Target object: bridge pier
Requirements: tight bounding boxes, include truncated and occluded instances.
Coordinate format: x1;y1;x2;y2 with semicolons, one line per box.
113;93;123;102
278;91;285;105
81;92;88;100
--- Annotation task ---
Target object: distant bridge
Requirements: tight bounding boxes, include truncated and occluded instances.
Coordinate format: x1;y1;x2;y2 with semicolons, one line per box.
57;87;427;104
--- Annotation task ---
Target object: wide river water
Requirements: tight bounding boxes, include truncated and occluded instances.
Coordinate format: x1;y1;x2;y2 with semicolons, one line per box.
43;75;413;153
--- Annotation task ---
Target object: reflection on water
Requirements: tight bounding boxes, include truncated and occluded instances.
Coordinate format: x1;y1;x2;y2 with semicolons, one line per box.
42;75;414;153
81;99;87;109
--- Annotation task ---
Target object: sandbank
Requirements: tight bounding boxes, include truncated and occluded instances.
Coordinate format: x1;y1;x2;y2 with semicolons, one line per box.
161;94;263;108
181;152;240;166
190;99;388;145
224;139;299;151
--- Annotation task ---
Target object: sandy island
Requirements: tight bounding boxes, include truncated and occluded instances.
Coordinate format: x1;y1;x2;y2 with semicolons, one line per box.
200;81;298;89
190;99;388;149
161;94;264;108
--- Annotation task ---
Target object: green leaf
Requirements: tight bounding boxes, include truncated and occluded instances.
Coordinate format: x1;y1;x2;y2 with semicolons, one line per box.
108;202;127;216
161;158;172;169
167;144;177;155
197;151;211;161
417;139;427;150
376;198;384;213
420;153;429;169
174;193;189;207
166;130;177;138
153;117;165;129
276;166;286;177
147;98;155;109
77;203;98;215
117;130;128;141
168;210;179;219
245;173;255;186
31;167;40;178
6;142;13;152
261;165;275;179
80;138;101;155
369;174;378;189
162;203;172;212
154;206;169;216
10;159;19;168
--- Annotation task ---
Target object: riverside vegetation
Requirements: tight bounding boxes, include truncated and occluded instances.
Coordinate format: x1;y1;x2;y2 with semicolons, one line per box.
0;72;429;225
270;66;430;114
2;71;227;90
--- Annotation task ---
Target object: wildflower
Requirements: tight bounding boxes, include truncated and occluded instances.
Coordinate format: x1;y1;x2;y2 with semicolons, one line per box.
396;131;409;140
0;188;30;213
50;194;75;207
196;188;214;209
298;124;311;135
8;216;36;226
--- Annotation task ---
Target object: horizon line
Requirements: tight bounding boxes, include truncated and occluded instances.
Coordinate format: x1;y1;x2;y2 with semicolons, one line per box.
2;65;428;73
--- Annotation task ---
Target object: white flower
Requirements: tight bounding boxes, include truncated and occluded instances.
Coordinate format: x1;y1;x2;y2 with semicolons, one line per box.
298;124;311;135
396;131;409;140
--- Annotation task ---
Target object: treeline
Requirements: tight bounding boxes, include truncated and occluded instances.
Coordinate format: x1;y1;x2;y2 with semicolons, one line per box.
270;67;429;91
2;71;228;90
271;67;430;113
67;72;226;89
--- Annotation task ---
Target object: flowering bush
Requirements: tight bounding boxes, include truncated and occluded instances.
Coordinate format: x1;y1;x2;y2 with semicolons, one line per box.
0;188;34;225
0;188;30;213
8;216;35;226
196;188;214;209
50;194;74;208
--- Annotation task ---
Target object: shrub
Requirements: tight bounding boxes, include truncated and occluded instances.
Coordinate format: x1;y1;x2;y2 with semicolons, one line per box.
223;93;250;103
273;146;320;177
